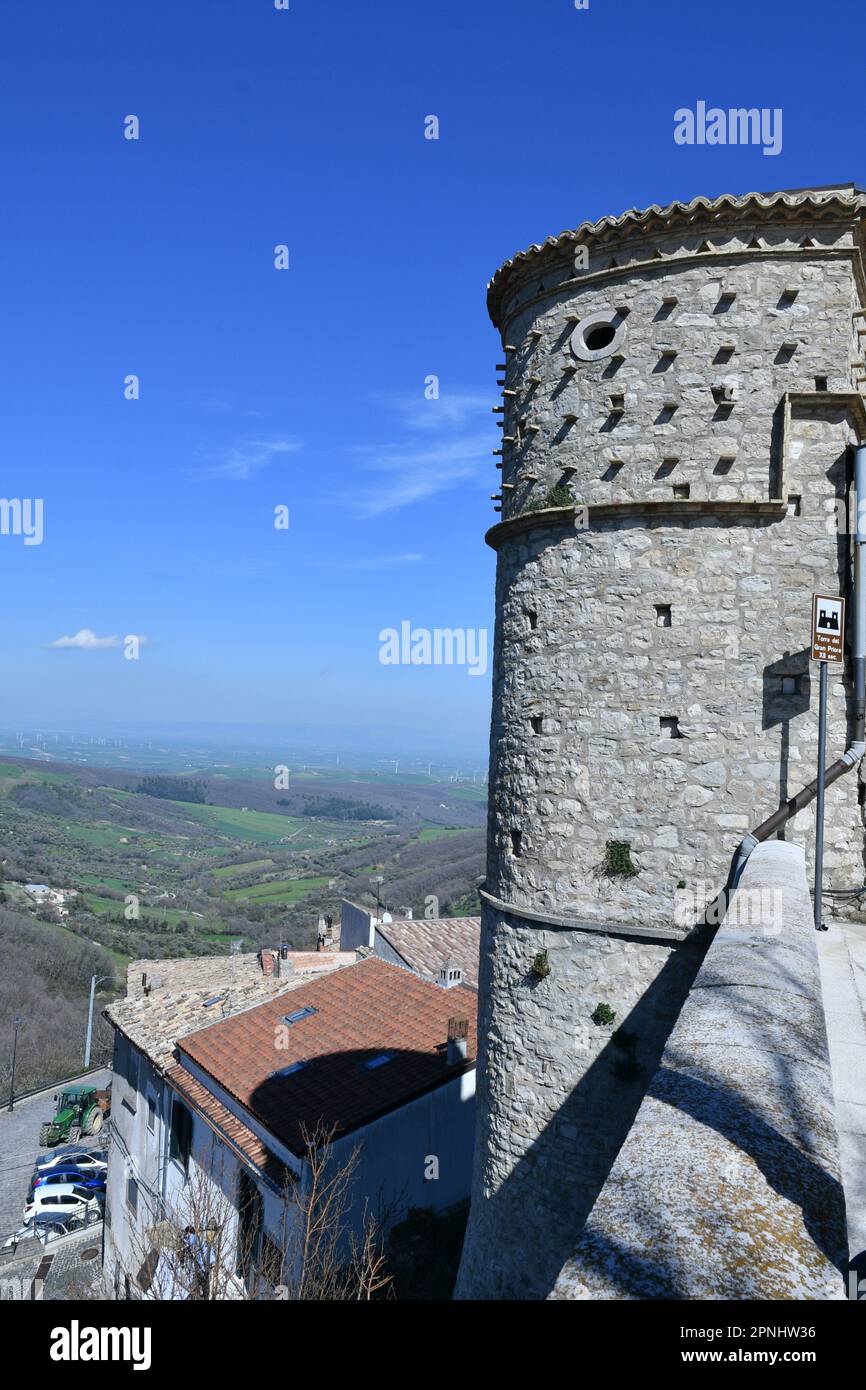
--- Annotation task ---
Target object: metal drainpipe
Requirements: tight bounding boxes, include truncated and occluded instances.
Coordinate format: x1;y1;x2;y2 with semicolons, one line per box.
728;444;866;893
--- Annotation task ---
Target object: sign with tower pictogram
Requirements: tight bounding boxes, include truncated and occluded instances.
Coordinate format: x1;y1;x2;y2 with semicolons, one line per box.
811;594;845;664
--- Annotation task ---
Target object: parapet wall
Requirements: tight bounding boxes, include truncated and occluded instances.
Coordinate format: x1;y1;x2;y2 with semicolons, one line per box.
454;904;703;1299
550;840;847;1300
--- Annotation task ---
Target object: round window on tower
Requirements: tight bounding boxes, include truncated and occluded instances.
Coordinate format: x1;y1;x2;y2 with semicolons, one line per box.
570;311;627;363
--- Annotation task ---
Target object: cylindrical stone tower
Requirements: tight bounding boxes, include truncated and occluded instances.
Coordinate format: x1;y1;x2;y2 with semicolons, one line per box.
456;186;866;1299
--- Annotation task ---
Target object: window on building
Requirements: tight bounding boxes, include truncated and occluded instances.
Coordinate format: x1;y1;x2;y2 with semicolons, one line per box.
147;1092;156;1134
169;1101;192;1174
236;1169;264;1287
126;1176;138;1215
120;1039;139;1113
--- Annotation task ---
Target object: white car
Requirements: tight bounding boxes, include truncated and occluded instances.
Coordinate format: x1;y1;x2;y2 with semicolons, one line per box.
23;1182;102;1226
34;1147;107;1177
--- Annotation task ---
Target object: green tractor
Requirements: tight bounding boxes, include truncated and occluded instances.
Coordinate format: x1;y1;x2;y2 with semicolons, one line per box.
38;1085;110;1148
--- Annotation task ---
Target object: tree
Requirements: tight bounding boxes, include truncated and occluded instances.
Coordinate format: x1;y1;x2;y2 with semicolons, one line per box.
127;1120;391;1301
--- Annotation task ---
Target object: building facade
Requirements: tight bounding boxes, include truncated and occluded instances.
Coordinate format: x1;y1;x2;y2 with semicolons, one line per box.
456;186;866;1298
104;954;477;1297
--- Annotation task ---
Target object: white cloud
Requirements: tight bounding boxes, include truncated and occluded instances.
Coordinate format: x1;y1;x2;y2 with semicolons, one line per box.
194;438;300;481
46;629;150;650
346;391;493;517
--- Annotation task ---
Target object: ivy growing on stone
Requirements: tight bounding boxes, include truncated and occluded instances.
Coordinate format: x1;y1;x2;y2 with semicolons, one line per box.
604;840;639;877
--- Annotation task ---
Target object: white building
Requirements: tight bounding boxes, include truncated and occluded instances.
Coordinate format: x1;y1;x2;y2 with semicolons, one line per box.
102;947;354;1298
103;952;476;1298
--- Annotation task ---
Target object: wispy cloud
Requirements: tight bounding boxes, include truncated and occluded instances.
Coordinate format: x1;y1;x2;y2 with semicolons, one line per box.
310;552;426;571
46;629;150;650
193;437;300;481
346;391;493;517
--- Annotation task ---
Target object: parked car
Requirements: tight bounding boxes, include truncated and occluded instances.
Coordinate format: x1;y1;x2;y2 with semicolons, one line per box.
28;1166;107;1200
2;1214;78;1249
34;1147;107;1177
23;1183;102;1226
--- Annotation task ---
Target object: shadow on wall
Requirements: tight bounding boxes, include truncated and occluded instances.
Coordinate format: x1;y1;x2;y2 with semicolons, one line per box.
556;1053;847;1300
456;939;706;1300
457;913;847;1299
762;649;811;827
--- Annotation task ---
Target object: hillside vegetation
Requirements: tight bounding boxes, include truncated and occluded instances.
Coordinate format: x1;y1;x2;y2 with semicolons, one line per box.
0;755;485;1091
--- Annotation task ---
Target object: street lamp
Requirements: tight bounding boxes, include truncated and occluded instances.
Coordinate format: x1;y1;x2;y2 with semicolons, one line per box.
84;974;113;1069
8;1017;22;1112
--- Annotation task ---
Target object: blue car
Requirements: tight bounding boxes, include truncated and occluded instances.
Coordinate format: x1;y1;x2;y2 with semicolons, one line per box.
29;1166;107;1200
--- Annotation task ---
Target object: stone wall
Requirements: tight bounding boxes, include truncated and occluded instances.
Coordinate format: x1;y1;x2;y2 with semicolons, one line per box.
487;195;866;929
453;904;703;1299
549;841;847;1300
457;191;865;1301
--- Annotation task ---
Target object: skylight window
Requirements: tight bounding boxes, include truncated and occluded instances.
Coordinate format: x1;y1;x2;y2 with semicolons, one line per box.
281;1006;317;1025
273;1060;308;1078
363;1054;392;1070
202;994;226;1008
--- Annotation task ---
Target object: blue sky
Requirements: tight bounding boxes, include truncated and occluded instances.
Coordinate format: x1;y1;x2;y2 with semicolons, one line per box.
0;0;861;758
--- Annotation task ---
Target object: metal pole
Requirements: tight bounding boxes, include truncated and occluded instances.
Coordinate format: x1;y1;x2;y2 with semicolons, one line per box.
84;974;97;1069
8;1018;20;1112
815;660;829;930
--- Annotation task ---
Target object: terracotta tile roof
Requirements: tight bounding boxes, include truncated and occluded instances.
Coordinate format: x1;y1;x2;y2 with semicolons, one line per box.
165;1063;290;1191
176;957;477;1154
377;917;481;990
106;951;355;1071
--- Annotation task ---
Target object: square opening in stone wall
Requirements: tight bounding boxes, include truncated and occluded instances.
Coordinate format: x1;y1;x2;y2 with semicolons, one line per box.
603;459;624;480
714;292;736;314
655;604;672;627
510;828;522;858
531;715;543;735
660;716;683;739
815;376;828;392
787;495;802;516
714;344;736;365
654;350;677;374
526;609;538;631
672;483;690;499
714;455;736;475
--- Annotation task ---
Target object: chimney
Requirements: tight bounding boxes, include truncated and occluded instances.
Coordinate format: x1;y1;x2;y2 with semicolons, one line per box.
260;949;277;977
438;958;462;989
277;945;294;979
447;1016;469;1066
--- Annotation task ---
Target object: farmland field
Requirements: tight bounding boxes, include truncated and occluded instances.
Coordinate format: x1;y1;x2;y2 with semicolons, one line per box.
0;750;485;969
0;745;486;1096
222;875;330;905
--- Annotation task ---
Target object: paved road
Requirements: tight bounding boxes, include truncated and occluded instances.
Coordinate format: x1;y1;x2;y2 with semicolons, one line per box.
0;1070;110;1237
817;920;866;1269
0;1221;106;1300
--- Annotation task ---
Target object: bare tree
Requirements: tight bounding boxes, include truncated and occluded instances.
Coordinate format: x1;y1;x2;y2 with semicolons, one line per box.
277;1119;392;1301
125;1122;391;1301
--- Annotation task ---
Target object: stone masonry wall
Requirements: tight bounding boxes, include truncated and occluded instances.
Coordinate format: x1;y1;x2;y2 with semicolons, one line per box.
457;192;866;1301
453;903;703;1299
487;213;866;928
550;841;847;1300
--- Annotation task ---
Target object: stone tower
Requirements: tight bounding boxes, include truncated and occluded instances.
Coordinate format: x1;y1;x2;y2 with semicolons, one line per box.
455;187;866;1299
